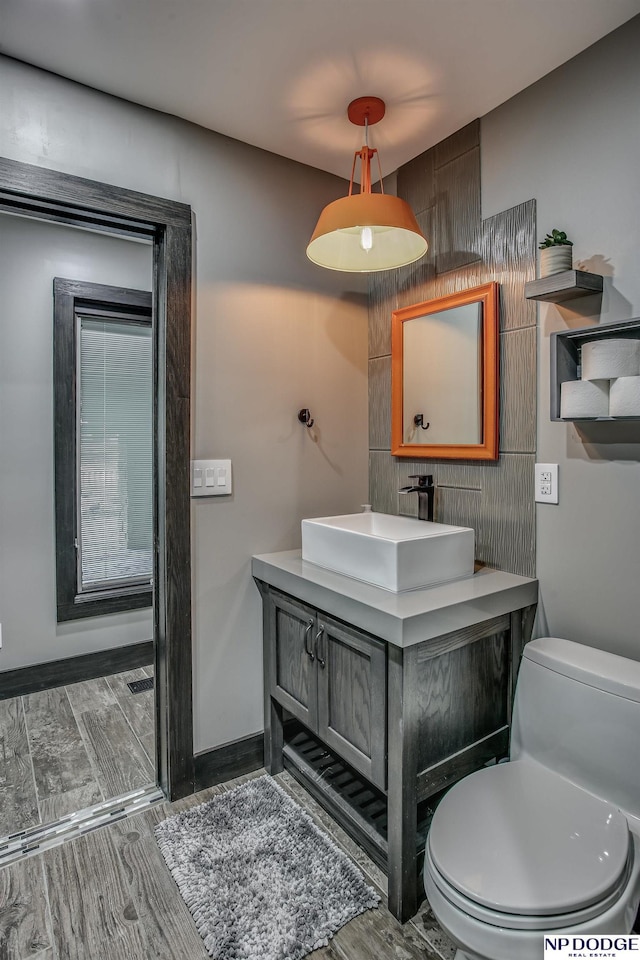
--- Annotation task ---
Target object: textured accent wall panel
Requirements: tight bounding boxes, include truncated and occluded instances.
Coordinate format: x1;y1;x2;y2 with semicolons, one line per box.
396;208;437;309
434;120;480;169
369;451;398;515
368;357;391;450
479;455;536;578
482;201;537;331
500;328;537;454
398;492;418;518
396;149;435;215
397;459;484;494
436;487;483;534
396;455;534;577
368;271;397;358
368;122;537;579
396;461;485;521
435;147;482;274
431;261;485;300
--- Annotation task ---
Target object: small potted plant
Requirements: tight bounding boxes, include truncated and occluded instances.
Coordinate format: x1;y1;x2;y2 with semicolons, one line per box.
539;229;573;278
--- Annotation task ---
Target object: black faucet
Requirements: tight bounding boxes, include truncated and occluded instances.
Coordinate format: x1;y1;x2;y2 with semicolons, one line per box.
399;474;435;521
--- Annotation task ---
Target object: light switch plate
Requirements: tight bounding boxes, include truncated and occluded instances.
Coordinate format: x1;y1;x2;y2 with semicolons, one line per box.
191;459;232;497
535;462;558;504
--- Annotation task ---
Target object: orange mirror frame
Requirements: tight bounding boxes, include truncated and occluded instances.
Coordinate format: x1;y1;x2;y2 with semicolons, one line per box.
391;282;499;460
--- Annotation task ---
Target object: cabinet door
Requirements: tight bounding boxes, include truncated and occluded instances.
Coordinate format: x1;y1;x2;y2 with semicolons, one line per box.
268;590;318;731
316;615;387;790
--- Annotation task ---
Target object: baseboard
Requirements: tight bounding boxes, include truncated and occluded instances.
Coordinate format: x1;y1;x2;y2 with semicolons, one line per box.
0;639;154;700
194;732;264;791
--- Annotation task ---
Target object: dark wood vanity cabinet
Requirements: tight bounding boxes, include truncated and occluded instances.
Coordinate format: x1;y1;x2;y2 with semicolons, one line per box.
267;589;386;790
256;576;537;924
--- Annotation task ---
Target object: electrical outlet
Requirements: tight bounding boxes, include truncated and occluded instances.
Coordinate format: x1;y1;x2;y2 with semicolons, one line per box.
535;463;559;504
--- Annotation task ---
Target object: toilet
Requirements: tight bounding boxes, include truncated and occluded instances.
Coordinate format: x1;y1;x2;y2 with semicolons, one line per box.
423;636;640;960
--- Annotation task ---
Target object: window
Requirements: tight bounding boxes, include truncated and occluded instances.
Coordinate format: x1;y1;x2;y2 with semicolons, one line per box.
54;279;153;621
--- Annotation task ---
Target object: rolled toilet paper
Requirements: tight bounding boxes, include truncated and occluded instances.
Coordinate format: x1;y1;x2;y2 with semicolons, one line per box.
560;379;609;419
609;376;640;417
581;339;640;380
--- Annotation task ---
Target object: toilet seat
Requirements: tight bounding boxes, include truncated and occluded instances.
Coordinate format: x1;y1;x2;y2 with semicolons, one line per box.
426;845;633;931
424;837;640;960
427;760;632;926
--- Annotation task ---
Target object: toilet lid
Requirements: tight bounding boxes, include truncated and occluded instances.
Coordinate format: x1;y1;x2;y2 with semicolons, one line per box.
428;760;631;917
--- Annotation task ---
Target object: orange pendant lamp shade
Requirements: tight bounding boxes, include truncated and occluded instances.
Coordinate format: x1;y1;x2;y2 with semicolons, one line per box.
306;98;428;273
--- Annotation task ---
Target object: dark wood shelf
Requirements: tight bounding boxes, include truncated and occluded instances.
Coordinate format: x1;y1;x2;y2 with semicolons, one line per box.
283;724;441;874
525;269;603;303
550;317;640;421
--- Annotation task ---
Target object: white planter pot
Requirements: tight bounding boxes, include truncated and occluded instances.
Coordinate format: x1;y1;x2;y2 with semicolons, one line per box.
540;245;572;278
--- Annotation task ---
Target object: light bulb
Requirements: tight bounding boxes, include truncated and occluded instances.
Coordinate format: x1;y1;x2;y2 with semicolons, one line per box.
360;226;373;252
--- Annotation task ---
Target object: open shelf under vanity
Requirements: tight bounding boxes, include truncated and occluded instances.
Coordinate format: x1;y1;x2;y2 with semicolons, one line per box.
283;722;443;875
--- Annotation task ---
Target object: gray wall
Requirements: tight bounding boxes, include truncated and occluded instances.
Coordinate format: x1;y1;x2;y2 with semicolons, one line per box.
482;16;640;660
368;122;537;579
0;214;154;670
0;57;369;751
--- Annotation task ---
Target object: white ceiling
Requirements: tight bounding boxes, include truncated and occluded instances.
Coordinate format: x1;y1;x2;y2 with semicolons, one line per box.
2;0;640;181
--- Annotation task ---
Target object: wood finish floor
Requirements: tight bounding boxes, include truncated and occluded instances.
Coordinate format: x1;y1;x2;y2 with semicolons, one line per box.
0;667;155;837
0;768;457;960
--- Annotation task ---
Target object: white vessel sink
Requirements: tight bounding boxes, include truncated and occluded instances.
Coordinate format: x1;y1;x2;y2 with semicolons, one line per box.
301;512;475;593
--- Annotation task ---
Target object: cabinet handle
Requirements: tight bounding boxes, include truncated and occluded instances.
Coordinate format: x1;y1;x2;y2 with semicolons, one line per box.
315;627;326;668
304;620;315;661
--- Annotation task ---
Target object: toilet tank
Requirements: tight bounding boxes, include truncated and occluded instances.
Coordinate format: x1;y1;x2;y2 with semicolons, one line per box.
511;637;640;821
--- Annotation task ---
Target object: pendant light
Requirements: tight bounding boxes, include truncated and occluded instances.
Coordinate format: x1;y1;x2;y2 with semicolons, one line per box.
306;97;428;273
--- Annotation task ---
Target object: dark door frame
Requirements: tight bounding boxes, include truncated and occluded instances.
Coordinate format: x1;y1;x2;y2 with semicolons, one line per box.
0;156;194;801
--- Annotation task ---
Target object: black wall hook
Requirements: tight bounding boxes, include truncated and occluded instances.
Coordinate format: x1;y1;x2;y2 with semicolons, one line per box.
298;408;315;428
414;414;430;431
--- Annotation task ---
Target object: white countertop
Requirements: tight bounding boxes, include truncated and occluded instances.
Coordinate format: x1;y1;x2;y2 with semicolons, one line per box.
252;550;538;648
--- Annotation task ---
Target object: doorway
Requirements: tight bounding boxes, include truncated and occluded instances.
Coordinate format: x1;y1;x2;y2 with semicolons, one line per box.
0;157;194;816
0;212;160;842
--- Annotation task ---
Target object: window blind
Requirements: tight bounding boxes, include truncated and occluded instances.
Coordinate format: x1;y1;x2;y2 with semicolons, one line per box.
78;317;153;592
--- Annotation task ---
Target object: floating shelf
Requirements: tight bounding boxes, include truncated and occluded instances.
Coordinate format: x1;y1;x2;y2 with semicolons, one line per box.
525;269;603;303
550;317;640;421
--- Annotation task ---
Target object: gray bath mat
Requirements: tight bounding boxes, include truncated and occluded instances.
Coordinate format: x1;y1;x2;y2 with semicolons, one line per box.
154;774;379;960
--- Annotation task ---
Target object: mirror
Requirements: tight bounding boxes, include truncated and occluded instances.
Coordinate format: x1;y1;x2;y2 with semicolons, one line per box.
391;282;499;460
